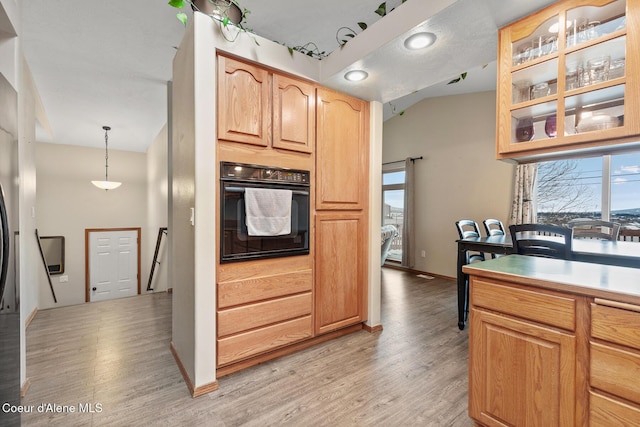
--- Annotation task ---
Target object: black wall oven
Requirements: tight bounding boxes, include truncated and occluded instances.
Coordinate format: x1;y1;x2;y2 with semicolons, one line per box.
220;162;310;263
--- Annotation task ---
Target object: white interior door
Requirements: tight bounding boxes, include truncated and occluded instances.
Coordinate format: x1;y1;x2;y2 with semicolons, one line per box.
89;230;138;302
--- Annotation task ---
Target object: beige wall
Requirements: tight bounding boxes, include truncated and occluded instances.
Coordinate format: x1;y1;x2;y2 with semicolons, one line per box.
383;91;515;278
36;142;148;309
19;60;40;389
171;22;197;385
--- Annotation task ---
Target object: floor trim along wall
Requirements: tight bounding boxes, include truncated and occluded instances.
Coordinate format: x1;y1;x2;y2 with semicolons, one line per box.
21;378;30;398
363;323;383;333
170;341;219;398
383;264;455;281
25;307;38;329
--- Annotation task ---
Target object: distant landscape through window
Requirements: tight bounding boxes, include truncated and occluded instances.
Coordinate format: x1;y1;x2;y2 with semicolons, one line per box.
537;152;640;230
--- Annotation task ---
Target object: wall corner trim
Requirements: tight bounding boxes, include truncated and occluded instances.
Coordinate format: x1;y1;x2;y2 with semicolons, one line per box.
170;341;219;398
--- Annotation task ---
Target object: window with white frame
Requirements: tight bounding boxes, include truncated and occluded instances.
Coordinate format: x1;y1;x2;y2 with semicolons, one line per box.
537;152;640;231
382;168;405;262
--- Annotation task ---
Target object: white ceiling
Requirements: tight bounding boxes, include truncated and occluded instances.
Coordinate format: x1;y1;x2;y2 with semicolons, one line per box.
20;0;558;153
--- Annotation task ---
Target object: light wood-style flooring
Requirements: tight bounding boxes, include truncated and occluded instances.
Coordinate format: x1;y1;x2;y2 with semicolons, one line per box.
22;268;470;426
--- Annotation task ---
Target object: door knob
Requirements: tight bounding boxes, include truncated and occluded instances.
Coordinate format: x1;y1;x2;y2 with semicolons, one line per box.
92;287;97;291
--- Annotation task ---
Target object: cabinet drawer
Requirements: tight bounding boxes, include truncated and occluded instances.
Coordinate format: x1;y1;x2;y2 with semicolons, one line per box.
590;391;640;426
218;292;312;337
471;279;576;331
218;315;312;366
592;301;640;350
218;269;312;308
591;342;640;404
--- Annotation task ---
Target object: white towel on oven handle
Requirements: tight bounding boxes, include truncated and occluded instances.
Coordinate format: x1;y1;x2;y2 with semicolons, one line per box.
244;187;292;236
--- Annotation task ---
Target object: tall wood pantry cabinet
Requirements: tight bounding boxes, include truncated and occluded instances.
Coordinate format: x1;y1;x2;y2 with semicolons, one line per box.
215;54;370;371
315;87;369;335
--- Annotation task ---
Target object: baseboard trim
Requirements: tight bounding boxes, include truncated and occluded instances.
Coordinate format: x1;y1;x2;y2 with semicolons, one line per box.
170;341;219;398
382;264;455;281
21;378;30;398
193;381;219;397
167;288;173;294
25;307;38;329
216;323;364;378
363;323;383;333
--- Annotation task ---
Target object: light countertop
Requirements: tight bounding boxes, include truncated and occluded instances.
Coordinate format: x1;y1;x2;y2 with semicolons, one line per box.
463;254;640;305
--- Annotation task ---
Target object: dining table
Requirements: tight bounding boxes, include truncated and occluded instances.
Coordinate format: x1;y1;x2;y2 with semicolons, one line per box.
456;234;640;330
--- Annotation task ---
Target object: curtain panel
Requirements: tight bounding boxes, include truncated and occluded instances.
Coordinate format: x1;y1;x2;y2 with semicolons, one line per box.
402;157;415;268
509;163;538;225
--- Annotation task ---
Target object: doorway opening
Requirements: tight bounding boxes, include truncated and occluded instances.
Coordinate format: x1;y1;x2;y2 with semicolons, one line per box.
382;168;405;263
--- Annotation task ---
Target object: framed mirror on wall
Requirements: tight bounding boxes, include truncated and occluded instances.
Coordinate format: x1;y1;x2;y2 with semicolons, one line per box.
40;236;65;275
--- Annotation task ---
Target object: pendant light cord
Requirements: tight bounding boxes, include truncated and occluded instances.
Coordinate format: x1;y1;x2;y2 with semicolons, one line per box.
103;125;111;182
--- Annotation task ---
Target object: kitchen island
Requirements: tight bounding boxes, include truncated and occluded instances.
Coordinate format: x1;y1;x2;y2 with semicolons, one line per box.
463;255;640;426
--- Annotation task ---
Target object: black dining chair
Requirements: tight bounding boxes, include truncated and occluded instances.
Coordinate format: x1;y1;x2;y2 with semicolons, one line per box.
567;219;621;241
509;223;573;260
456;220;485;263
483;219;506;258
483;218;506;237
456;220;485;324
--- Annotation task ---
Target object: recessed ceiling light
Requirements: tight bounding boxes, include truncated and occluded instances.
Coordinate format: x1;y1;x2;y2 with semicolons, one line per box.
404;32;437;50
344;70;369;82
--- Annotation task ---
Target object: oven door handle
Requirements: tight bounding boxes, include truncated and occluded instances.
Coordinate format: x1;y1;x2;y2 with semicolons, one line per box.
225;186;309;196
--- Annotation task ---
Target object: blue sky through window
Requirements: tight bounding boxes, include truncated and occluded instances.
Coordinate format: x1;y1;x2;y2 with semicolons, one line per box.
538;152;640;215
611;152;640;211
383;171;405;208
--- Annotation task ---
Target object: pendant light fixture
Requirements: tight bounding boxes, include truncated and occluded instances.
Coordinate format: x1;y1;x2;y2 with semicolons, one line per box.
91;126;122;190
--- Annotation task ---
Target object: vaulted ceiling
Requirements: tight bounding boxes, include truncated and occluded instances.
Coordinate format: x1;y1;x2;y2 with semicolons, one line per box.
20;0;557;152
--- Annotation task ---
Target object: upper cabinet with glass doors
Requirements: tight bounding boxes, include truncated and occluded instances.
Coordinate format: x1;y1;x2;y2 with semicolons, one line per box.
496;0;640;160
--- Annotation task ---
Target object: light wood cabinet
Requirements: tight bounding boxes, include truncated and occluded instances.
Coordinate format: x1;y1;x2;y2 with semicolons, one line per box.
316;87;369;210
314;87;369;336
466;262;640;426
273;74;315;153
215;55;370;371
217;268;313;367
496;0;640;160
589;299;640;423
218;55;271;147
218;55;316;154
469;278;578;426
314;212;367;335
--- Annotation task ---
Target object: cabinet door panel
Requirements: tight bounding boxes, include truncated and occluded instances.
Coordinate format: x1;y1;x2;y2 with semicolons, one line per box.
470;308;576;426
218;56;271;146
315;213;367;334
316;88;368;210
273;74;315;153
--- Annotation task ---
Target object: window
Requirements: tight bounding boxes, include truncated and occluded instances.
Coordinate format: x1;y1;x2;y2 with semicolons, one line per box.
537;152;640;231
382;169;405;262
